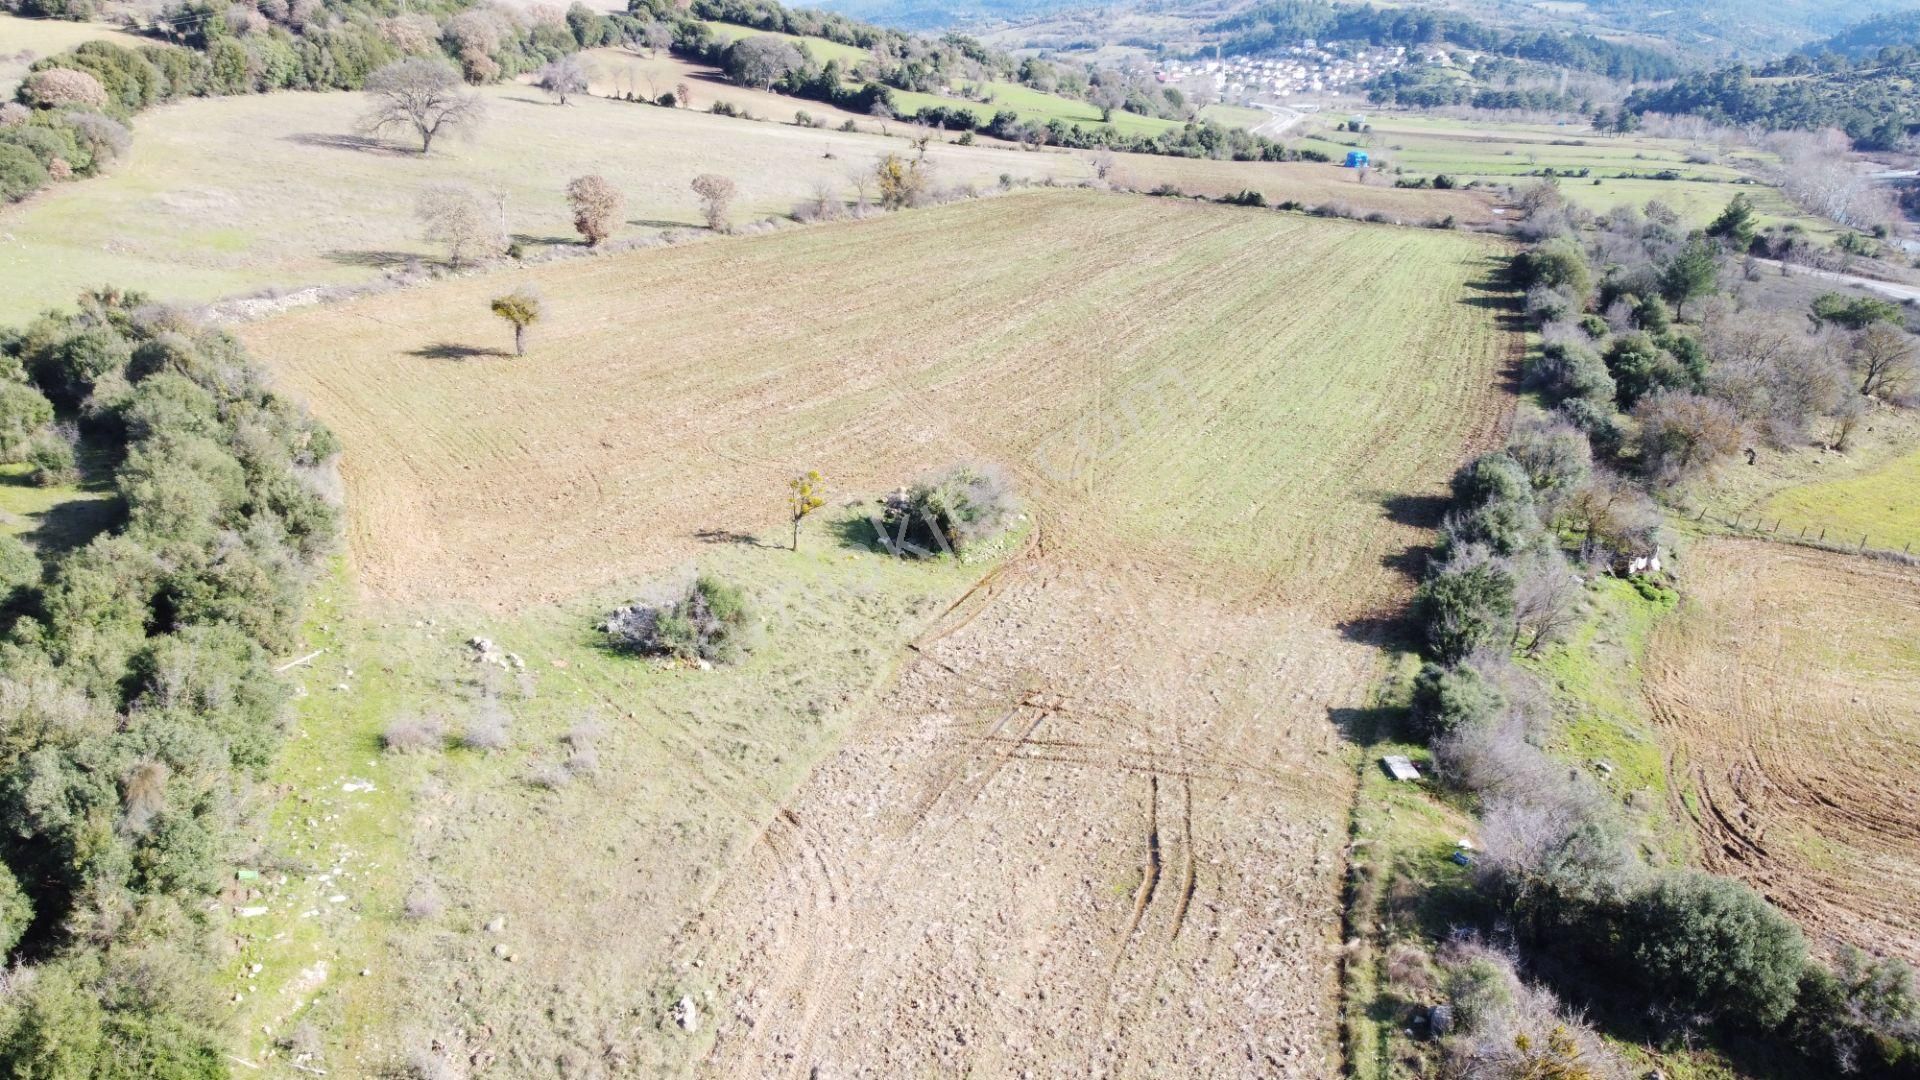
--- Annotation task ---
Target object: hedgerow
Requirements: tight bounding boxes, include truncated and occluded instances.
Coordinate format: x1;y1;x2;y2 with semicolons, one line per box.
0;288;338;1074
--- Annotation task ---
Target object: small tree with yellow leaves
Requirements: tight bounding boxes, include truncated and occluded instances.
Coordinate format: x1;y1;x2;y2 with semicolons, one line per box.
489;287;542;357
788;470;825;551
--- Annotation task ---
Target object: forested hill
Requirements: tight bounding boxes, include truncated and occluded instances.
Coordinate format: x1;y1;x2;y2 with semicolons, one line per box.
1203;2;1684;81
1626;60;1920;150
1799;9;1920;59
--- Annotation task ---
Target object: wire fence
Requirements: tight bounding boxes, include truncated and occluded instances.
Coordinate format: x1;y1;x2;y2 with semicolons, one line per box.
1694;505;1919;563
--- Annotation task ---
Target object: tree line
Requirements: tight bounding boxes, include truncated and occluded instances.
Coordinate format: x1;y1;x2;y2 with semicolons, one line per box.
1391;182;1920;1076
0;289;340;1075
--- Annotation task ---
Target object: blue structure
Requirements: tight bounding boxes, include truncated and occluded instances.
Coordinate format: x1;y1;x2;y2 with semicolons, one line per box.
1344;150;1370;168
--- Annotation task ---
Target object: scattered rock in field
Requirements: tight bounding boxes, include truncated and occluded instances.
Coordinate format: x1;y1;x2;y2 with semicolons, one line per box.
673;996;699;1032
484;916;506;933
237;906;269;918
492;944;509;959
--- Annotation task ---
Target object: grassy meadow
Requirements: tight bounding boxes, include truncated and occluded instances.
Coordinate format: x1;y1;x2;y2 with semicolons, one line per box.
1300;112;1830;233
222;190;1517;1071
0;13;152;96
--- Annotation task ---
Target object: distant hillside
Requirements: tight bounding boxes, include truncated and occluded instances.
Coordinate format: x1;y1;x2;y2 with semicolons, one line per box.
818;0;1920;58
1626;59;1920;149
1204;1;1683;81
1800;9;1920;58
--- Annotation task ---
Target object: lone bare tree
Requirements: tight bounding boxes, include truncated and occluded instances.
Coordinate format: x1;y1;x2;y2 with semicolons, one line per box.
537;55;590;105
416;183;504;267
359;58;485;154
690;173;736;231
565;174;624;246
490;287;542;356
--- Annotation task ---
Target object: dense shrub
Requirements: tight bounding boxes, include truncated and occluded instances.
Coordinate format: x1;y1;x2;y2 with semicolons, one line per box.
1411;661;1506;739
605;575;753;664
1619;870;1807;1028
1416;545;1516;664
0;143;48;202
879;464;1018;557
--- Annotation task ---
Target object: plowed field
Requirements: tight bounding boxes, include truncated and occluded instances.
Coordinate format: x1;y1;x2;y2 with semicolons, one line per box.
1648;540;1920;962
239;190;1515;1075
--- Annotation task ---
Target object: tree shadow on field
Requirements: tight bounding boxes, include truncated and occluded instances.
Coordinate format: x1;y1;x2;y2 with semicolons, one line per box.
628;217;688;230
511;232;576;249
284;132;413;156
694;528;775;548
408;342;512;361
323;249;420;269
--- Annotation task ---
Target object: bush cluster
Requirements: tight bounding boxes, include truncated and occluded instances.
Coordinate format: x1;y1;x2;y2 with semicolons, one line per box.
879;464;1018;557
604;575;753;664
0;288;338;1072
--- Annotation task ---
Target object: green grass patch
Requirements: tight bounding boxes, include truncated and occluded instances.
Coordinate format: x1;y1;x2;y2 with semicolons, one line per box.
1759;445;1920;553
0;460;120;552
1523;574;1687;863
698;20;871;67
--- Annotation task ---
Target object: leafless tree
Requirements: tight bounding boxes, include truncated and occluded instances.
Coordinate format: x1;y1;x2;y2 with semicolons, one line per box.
690;173;736;231
359;58;485;154
415;183;504;267
1634;390;1744;487
1511;554;1581;655
1853;323;1917;399
1091;148;1116;181
869;99;893;136
537;54;590;105
642;19;672;55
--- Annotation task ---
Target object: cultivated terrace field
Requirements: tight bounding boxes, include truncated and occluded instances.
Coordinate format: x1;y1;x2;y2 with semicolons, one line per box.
1648;539;1920;963
229;189;1516;1075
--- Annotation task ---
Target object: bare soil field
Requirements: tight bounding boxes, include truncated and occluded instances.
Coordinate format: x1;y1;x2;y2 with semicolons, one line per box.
238;190;1514;1075
1648;539;1920;962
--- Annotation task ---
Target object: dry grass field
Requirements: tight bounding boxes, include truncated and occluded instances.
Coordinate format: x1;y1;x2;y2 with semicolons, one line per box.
1648;539;1920;962
234;190;1516;1076
0;69;1490;323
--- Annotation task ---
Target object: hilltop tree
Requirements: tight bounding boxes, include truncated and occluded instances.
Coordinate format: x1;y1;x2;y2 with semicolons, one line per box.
690;173;736;231
416;183;503;267
788;470;825;551
565;174;623;246
1660;240;1720;320
1705;193;1758;251
537;55;590;105
1090;82;1125;123
725;36;802;90
490;287;542;356
359;58;485;154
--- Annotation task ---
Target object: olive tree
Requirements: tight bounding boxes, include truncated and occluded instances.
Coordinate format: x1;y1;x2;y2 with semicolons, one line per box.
358;58;485;154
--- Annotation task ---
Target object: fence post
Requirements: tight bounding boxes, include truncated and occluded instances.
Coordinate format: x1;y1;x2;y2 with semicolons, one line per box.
1799;526;1808;540
1819;527;1826;542
1861;533;1869;552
